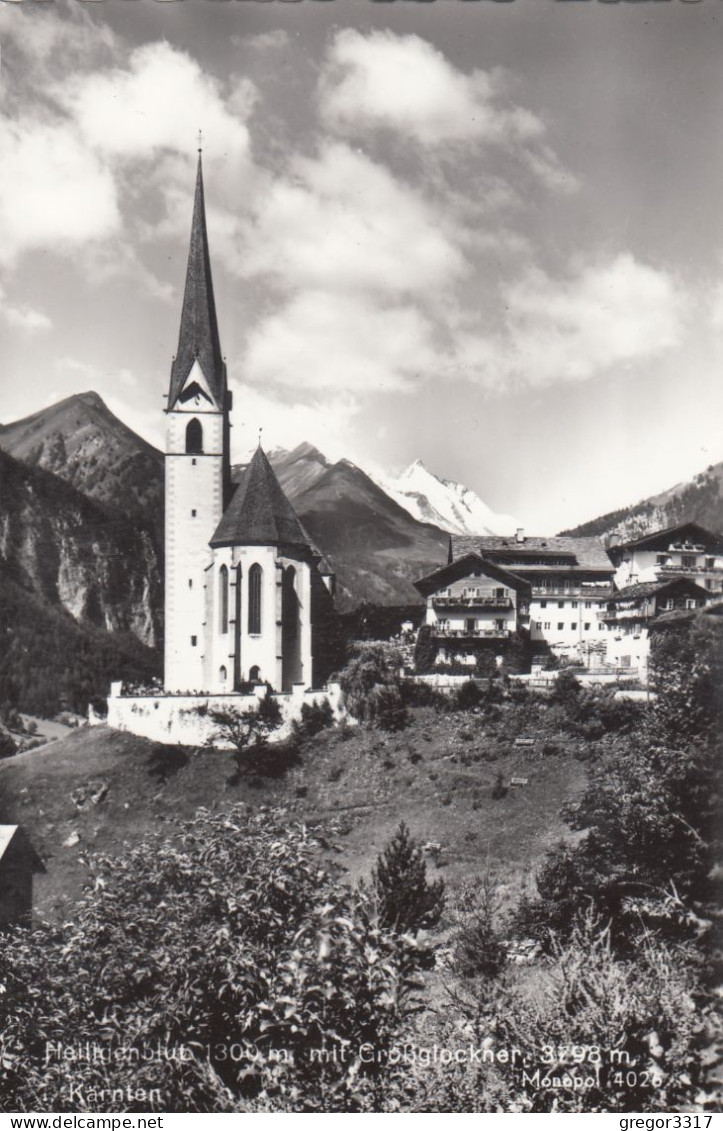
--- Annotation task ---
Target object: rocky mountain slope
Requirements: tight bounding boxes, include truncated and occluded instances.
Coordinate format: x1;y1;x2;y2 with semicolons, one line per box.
0;449;161;714
289;458;449;607
0;392;164;533
0;448;161;646
561;461;723;542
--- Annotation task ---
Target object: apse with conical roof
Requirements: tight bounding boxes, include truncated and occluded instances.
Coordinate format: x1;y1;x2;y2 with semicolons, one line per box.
211;446;315;549
168;152;226;411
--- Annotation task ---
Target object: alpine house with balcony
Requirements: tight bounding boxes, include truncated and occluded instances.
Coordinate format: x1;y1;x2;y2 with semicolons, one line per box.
600;576;711;675
447;530;616;663
414;553;531;667
608;522;723;595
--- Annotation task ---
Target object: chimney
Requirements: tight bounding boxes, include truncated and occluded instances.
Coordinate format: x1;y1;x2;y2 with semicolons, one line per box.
515;527;525;544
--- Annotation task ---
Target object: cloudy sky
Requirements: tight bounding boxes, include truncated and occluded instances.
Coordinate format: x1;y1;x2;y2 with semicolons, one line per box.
1;0;722;531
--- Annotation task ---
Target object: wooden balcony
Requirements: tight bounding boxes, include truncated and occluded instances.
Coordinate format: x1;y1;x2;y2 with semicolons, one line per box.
432;627;512;640
432;596;513;609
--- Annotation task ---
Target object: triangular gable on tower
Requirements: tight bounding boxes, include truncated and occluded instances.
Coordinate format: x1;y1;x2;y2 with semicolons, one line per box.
168;154;226;411
210;446;314;549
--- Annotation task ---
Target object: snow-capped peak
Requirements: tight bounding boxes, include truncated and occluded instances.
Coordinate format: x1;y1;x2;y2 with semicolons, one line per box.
374;459;519;536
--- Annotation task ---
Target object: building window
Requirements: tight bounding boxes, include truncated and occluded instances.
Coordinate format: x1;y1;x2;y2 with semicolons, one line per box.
544;622;551;630
585;601;592;608
706;579;715;590
571;622;577;631
584;622;591;631
558;601;565;609
656;554;670;565
557;622;564;631
185;418;203;454
191;458;197;466
249;665;261;682
191;509;197;517
219;665;227;682
535;621;542;629
540;600;547;608
705;557;715;569
188;578;193;589
219;564;229;634
248;564;262;634
681;554;697;568
495;588;505;599
191;635;197;647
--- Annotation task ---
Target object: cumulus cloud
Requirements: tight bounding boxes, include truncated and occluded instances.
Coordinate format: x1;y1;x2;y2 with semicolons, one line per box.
58;42;254;163
320;29;544;148
456;254;686;389
0;24;256;285
0;119;121;267
0;286;52;333
239;142;467;295
227;384;358;464
245;290;442;394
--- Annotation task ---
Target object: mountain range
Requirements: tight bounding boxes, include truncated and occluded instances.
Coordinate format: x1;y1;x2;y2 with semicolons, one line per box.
1;389;721;713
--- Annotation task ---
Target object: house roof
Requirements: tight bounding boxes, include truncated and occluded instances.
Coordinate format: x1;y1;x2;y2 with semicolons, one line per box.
414;552;532;597
611;521;723;555
450;534;614;573
168;154;226;412
210;446;315;550
609;577;711;605
0;826;45;871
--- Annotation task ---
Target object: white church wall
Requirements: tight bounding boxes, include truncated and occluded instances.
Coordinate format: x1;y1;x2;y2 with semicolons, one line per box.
164;405;225;692
106;681;346;746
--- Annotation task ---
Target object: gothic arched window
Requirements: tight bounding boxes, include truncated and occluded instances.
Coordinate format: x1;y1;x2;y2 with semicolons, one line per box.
186;418;203;454
219;665;227;682
219;565;229;634
248;564;262;635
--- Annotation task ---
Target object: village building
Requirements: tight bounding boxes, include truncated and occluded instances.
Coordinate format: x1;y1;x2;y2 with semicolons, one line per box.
0;826;44;929
447;531;615;665
608;522;723;595
600;576;711;676
414;553;531;667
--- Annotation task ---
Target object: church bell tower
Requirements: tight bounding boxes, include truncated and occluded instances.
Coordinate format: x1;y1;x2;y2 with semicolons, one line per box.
164;152;231;692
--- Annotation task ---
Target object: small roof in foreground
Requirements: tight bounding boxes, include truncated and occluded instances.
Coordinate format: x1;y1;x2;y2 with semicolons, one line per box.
211;446;314;550
0;826;45;871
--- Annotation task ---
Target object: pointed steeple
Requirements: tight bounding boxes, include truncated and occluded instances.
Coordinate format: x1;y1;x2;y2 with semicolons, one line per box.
168;153;226;410
210;446;314;549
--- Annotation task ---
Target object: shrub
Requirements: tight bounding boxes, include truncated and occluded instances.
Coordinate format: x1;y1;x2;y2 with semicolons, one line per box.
339;643;408;731
370;822;445;935
403;914;705;1113
294;698;335;739
490;771;507;800
0;809;427;1113
451;880;507;980
413;625;436;675
551;668;581;708
205;697;285;783
453;680;484;712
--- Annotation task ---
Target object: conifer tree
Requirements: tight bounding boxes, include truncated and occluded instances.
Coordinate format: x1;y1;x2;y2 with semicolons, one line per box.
371;822;445;934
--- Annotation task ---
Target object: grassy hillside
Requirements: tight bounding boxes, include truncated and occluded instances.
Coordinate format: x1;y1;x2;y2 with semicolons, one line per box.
0;705;588;924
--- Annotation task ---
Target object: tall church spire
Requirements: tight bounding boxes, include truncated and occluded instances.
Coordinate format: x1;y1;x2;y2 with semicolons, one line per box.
168;152;226;410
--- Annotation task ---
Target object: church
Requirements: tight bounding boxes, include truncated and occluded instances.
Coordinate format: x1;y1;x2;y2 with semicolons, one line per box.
163;153;335;697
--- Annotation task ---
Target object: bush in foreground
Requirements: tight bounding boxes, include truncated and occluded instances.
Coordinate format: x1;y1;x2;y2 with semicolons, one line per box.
0;809;426;1113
